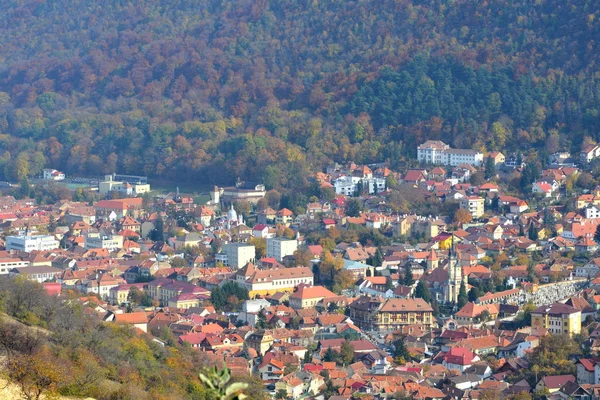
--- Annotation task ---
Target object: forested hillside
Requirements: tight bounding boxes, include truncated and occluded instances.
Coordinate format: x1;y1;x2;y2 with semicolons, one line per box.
0;0;599;187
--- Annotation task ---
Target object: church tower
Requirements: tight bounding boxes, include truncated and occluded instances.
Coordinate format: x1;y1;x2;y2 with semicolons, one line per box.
445;233;463;303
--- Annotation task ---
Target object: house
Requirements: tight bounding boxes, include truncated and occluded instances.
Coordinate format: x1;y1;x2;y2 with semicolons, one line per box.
258;359;285;382
535;375;576;394
94;198;143;219
486;151;505;165
276;208;294;226
403;170;427;185
289;285;337;309
532;181;557;198
581;143;600;164
274;373;305;399
245;330;274;356
111;311;148;333
576;259;600;278
442;347;480;373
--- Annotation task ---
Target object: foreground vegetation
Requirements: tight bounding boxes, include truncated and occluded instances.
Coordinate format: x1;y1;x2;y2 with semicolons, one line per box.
0;277;265;400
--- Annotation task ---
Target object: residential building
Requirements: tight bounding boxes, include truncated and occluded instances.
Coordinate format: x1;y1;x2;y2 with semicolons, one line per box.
581;143;600;164
417;140;484;166
288;285;337;309
349;296;434;331
222;243;256;269
5;235;59;252
9;266;62;283
531;302;581;336
459;196;485;219
84;233;124;251
235;263;313;298
0;258;30;275
266;238;298;262
94;198;143;220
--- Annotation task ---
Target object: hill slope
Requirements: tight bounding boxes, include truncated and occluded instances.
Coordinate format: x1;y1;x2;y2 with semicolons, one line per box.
0;0;599;186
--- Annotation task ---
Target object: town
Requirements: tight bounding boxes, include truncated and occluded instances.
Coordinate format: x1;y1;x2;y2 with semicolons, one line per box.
5;139;600;400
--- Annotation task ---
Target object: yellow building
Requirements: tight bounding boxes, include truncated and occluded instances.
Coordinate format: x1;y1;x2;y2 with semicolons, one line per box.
234;263;313;298
531;302;581;336
350;296;434;331
288;285;337;309
245;330;274;356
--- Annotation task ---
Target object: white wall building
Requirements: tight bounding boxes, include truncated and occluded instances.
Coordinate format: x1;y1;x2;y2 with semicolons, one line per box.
84;233;124;251
417;140;483;166
266;238;298;262
42;169;65;181
222;243;255;269
5;235;59;252
0;258;30;275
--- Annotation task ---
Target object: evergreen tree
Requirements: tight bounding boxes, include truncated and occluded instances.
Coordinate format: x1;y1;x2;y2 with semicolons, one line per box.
484;156;496;180
490;194;499;211
414;281;431;303
404;264;414;286
385;276;394;290
528;223;539;241
371;247;383;267
519;223;525;237
323;347;337;363
256;309;267;329
468;287;480;302
594;224;600;244
457;281;468;309
150;216;164;241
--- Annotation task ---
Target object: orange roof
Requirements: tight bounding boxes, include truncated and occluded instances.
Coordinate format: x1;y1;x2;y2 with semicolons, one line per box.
114;312;148;324
290;285;336;300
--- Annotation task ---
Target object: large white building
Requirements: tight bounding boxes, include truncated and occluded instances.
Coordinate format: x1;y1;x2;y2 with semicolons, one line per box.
266;238;298;262
417;140;484;167
333;176;386;196
84;233;124;251
0;258;30;275
222;243;256;269
98;174;150;196
5;235;59;252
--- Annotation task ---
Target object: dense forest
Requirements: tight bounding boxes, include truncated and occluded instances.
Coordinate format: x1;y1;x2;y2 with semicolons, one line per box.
0;0;599;187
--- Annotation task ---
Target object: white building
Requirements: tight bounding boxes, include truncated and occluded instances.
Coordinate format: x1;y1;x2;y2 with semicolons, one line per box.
333;176;386;196
417;140;484;167
0;258;30;275
222;243;255;269
9;266;62;283
84;233;124;252
585;205;600;219
459;196;485;219
266;238;298;262
98;174;150;196
42;169;65;181
5;235;59;252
